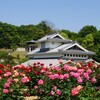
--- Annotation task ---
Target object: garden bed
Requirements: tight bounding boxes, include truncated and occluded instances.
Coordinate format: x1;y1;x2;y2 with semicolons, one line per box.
0;60;100;100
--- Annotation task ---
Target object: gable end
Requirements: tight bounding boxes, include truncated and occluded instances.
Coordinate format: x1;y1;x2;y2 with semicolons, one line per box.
67;45;84;51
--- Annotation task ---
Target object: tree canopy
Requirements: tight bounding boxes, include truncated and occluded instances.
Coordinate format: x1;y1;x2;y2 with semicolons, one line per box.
0;21;100;61
78;25;97;37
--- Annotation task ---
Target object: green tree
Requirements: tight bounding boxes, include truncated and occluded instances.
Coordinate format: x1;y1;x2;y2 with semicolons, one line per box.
78;25;97;37
82;34;94;50
93;30;100;45
60;29;78;40
36;21;53;34
92;44;100;62
60;31;68;39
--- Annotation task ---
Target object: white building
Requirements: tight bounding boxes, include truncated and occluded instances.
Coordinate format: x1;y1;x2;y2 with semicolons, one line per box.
27;33;95;60
22;33;95;67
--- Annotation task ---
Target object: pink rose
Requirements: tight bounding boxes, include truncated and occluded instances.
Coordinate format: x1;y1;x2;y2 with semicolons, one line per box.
54;74;59;79
4;72;12;77
21;76;29;83
50;91;55;96
69;67;77;71
49;74;59;80
70;72;75;76
83;73;90;80
46;71;52;75
77;69;84;75
64;64;70;71
4;83;10;88
56;89;61;96
3;89;9;94
91;77;96;83
54;66;61;71
53;85;57;90
87;68;92;74
74;73;80;78
34;85;38;89
77;76;83;83
7;78;12;83
49;75;55;80
40;68;48;73
59;74;64;80
71;85;82;96
63;74;69;79
71;87;79;96
38;79;44;85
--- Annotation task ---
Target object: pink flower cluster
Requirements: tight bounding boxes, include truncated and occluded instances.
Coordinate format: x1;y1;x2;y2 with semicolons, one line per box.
3;89;9;94
71;85;83;96
48;73;69;80
0;60;99;99
64;64;77;71
50;85;61;96
4;72;12;77
38;79;44;85
21;76;29;83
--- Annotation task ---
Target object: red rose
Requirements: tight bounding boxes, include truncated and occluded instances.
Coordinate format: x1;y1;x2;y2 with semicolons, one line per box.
0;70;4;74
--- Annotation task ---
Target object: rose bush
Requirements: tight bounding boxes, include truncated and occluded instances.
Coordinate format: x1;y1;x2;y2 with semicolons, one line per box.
0;60;100;100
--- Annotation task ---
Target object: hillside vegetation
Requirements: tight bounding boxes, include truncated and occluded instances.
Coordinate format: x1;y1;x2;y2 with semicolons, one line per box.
0;21;100;61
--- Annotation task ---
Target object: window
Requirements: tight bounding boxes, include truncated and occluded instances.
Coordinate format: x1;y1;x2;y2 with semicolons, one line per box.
73;54;75;57
84;55;86;57
64;54;66;56
41;42;45;48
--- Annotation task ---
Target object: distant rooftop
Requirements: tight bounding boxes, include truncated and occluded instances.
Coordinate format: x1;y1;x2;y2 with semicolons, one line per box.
26;40;36;43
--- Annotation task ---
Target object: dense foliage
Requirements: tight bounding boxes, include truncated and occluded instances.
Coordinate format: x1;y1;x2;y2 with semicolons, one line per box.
0;21;53;49
0;60;100;100
0;50;28;66
0;21;100;61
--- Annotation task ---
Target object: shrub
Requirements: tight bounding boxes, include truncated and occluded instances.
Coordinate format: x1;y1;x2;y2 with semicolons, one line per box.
0;60;100;100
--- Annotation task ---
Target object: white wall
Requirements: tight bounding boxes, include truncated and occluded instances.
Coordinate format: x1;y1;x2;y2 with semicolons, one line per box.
33;53;61;58
40;41;62;49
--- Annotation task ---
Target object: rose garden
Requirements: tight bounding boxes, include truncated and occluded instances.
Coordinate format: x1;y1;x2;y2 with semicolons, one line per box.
0;60;100;100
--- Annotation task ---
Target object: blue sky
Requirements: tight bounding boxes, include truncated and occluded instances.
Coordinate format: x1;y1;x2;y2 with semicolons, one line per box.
0;0;100;32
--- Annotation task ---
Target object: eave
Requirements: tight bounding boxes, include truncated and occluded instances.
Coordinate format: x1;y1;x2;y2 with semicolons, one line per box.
59;50;95;55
